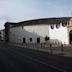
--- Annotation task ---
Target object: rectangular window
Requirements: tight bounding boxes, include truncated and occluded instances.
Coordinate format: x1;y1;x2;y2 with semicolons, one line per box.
30;38;32;42
23;38;26;43
37;37;40;43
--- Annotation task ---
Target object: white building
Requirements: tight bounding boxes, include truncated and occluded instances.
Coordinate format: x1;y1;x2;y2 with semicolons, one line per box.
4;17;72;45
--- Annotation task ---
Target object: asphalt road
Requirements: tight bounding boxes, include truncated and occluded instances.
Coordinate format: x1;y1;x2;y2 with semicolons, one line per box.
0;43;72;72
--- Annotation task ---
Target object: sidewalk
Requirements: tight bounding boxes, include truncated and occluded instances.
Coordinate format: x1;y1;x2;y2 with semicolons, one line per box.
8;42;72;58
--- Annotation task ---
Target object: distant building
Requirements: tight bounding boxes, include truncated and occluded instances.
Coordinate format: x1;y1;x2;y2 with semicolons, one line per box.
4;17;72;45
0;29;5;41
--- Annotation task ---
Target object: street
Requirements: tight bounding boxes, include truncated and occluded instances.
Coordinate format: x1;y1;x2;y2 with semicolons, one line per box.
0;43;72;72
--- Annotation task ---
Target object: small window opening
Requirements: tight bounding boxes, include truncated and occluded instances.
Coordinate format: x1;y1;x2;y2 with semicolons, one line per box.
45;36;50;41
30;38;32;42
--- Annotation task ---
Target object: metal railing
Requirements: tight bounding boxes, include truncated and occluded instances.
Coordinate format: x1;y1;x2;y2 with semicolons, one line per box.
9;42;72;56
1;40;72;56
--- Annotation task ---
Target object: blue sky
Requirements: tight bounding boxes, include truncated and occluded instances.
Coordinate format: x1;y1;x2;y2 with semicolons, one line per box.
0;0;72;30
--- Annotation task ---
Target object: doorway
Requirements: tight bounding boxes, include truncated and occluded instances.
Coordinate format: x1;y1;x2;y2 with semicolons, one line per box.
69;30;72;44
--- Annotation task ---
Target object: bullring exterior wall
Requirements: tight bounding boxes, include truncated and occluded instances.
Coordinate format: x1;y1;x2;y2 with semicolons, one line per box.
4;17;72;44
9;23;69;44
9;25;49;43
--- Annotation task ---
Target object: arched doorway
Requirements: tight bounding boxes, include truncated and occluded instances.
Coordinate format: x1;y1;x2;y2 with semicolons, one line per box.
69;30;72;44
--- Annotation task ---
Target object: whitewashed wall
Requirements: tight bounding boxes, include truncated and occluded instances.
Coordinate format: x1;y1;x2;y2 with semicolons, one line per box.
9;24;69;44
9;25;49;43
49;23;69;44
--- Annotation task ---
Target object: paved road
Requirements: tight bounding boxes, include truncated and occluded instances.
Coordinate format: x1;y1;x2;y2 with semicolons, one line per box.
0;43;72;72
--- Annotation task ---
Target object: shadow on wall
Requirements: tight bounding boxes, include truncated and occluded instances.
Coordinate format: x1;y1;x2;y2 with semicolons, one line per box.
23;29;45;43
10;28;62;45
23;28;62;44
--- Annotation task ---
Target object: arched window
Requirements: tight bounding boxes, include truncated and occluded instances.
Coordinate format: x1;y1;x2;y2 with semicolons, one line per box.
56;24;60;29
51;25;54;29
62;23;67;27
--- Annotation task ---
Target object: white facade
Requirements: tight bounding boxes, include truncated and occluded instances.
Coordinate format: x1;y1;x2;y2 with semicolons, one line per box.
9;25;49;43
49;23;69;44
9;23;69;44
